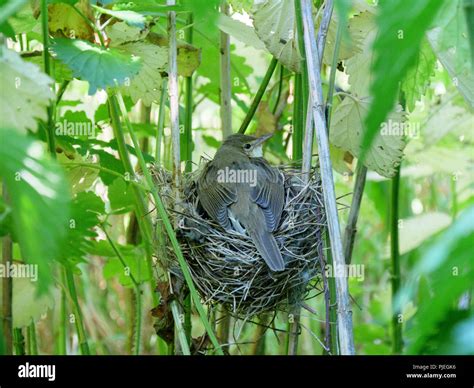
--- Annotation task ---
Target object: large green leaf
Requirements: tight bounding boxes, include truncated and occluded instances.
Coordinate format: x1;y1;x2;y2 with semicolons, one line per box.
0;128;70;292
396;206;474;354
52;38;142;94
362;0;444;159
251;0;302;72
400;39;437;112
427;0;474;108
0;48;55;132
330;96;406;178
217;13;266;50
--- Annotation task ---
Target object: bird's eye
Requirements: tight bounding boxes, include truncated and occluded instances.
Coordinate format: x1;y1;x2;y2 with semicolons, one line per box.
244;143;251;150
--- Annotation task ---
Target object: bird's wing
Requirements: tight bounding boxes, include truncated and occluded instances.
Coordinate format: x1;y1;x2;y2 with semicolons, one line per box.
250;158;284;232
197;161;236;230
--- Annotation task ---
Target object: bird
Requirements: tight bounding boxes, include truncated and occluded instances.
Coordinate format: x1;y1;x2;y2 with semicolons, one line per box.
197;133;285;272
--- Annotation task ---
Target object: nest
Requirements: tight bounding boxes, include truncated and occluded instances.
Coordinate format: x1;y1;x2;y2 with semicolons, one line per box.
153;162;327;319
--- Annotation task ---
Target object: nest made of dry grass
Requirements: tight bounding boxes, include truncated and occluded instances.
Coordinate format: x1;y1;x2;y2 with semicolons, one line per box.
153;162;327;319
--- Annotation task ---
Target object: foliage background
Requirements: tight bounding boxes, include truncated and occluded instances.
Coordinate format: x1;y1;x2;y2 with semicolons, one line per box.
0;0;472;355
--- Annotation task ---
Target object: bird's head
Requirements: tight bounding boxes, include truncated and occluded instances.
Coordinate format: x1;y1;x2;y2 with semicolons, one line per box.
221;133;273;157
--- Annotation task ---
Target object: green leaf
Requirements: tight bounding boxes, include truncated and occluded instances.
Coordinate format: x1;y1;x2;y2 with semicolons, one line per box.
217;14;266;50
106;20;149;45
397;206;474;354
0;128;70;292
0;49;55;132
0;0;27;25
344;11;377;97
103;247;150;287
251;0;302;72
52;38;142;94
12;278;57;327
118;41;167;106
362;0;444;159
108;178;134;214
427;0;474;108
330;96;406;178
92;5;146;28
399;212;452;254
62;192;104;262
48;0;94;40
400;40;437;112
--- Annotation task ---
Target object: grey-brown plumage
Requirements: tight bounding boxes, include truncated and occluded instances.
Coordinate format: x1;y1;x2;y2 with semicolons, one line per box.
197;133;285;271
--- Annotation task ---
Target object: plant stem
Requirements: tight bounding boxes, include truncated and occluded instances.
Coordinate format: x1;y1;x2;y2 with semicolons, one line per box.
300;0;355;355
64;267;90;355
40;0;56;157
103;226;142;355
184;12;194;172
57;281;67;355
1;186;13;355
238;57;278;134
156;79;168;163
343;163;368;264
450;176;458;220
292;73;304;161
114;91;224;355
272;64;284;114
167;0;181;194
219;1;233;138
27;321;38;355
13;328;25;355
391;166;403;354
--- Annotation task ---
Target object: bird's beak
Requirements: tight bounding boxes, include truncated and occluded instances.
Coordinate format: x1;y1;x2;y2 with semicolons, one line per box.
251;133;273;148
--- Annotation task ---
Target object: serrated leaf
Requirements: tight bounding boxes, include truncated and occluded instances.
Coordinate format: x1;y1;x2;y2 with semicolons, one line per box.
62;191;104;262
12;278;57;327
48;0;94;40
251;0;302;72
0;49;54;132
106;21;149;45
401;40;437;112
0;128;70;293
344;11;377;97
330;96;406;178
427;0;474;108
118;41;166;105
217;13;266;50
362;0;444;159
52;38;142;94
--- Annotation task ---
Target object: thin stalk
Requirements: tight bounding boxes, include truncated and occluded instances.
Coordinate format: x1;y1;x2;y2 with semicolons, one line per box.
114;91;224;355
1;186;13;355
156;79;168;163
300;0;355;355
103;226;142;355
13;328;25;355
167;0;181;193
65;267;90;355
183;42;193;320
27;321;38;355
325;6;343;128
170;302;191;355
390;166;403;354
184;12;194;172
272;64;284;114
219;1;233;138
71;4;105;46
292;73;304;161
238;57;278;134
343;163;368;264
450;177;458;220
40;0;56;157
57;280;67;355
107;95;156;289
